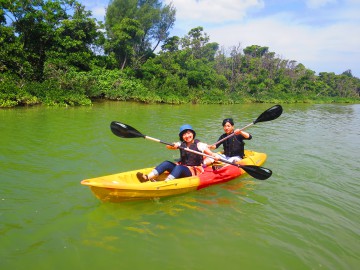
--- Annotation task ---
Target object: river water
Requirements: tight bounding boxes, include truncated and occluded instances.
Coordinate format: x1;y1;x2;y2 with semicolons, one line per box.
1;102;359;270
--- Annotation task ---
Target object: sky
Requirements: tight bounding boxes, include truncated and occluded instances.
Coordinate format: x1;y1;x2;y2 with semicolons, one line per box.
79;0;360;78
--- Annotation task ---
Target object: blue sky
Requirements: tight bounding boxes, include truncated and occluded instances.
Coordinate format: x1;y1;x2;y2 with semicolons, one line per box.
79;0;360;78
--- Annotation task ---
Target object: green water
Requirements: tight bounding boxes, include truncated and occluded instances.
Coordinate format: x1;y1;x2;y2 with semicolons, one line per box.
1;102;359;270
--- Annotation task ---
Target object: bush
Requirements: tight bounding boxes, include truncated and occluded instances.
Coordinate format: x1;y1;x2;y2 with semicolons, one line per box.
0;73;40;107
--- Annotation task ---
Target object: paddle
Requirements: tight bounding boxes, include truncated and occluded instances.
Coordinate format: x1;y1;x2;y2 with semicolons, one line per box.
212;105;283;146
110;121;272;180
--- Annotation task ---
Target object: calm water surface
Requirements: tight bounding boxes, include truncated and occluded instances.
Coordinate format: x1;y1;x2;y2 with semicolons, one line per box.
1;102;359;270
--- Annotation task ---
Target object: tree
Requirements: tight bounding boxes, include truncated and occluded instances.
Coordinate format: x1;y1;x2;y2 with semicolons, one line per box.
49;3;103;71
0;8;31;78
180;26;219;60
161;36;180;52
104;18;144;69
1;0;101;81
342;69;353;77
105;0;176;69
243;45;269;58
2;0;70;80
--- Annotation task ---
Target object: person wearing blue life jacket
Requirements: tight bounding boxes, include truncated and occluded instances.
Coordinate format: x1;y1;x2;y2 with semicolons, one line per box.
136;124;220;183
208;118;252;163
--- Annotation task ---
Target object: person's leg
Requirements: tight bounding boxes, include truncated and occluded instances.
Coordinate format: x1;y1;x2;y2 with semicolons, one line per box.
165;165;192;181
211;155;240;171
203;157;214;166
227;156;241;163
137;161;176;182
153;161;176;176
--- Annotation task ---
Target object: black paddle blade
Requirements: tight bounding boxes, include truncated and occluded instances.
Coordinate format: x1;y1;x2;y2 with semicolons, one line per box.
254;105;283;124
110;121;144;138
240;165;272;180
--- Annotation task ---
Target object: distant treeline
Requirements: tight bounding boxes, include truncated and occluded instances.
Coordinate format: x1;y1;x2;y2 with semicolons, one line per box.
1;0;359;108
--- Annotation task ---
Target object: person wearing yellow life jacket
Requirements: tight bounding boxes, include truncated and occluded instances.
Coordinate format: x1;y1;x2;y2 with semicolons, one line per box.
136;124;220;182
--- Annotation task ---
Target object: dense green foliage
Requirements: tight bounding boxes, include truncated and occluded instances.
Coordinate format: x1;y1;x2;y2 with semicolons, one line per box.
105;0;175;69
1;0;359;108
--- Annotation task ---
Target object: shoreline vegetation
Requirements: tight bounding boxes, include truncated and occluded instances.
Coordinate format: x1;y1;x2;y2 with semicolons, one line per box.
1;1;359;108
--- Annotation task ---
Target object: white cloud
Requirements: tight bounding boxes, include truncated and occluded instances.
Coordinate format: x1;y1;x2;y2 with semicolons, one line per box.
165;0;264;22
306;0;337;9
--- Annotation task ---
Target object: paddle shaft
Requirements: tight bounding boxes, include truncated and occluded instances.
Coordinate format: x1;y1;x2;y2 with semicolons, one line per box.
142;135;170;145
142;135;245;169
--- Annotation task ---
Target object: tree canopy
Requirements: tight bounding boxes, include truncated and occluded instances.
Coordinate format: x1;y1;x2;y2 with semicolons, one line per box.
0;0;359;107
105;0;175;69
1;0;102;81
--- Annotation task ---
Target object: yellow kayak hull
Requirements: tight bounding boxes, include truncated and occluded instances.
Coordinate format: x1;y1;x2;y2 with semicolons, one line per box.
81;150;267;203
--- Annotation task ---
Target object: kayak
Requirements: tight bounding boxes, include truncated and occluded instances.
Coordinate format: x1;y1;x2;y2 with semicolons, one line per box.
81;150;267;203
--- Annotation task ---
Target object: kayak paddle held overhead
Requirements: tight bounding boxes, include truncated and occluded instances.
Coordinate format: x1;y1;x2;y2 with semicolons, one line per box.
212;104;283;145
110;121;272;180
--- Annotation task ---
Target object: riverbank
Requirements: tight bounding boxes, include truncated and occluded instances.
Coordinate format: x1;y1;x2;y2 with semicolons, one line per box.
1;94;359;108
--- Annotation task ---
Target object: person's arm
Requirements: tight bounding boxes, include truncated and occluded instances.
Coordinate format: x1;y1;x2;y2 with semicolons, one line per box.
198;142;220;161
234;129;252;139
208;144;216;150
166;142;181;150
208;135;224;149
